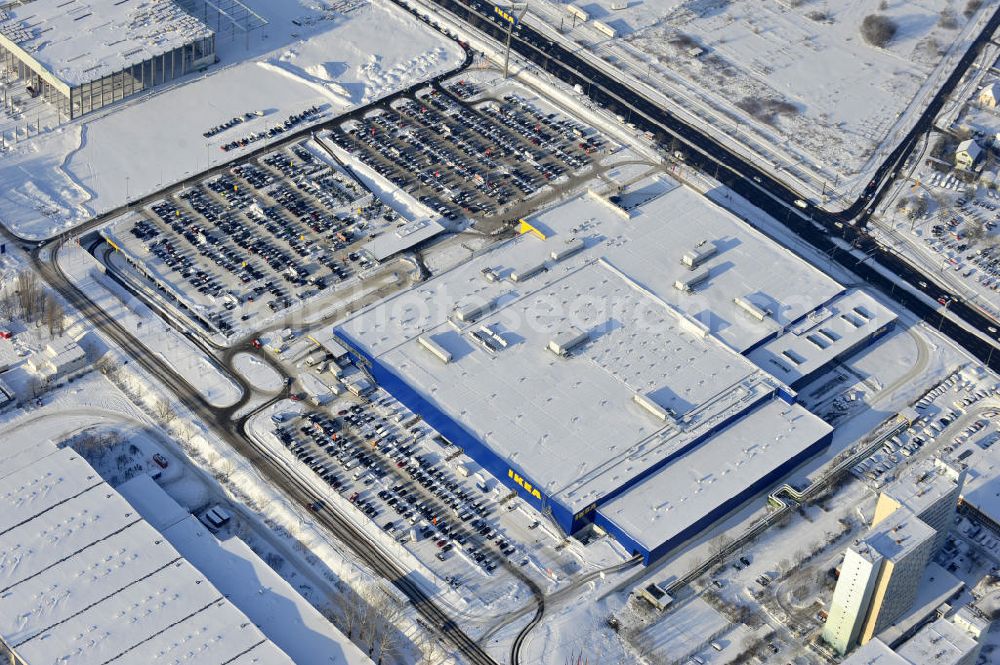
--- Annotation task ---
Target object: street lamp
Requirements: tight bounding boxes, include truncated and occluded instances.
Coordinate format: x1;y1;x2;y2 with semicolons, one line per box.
988;337;1000;367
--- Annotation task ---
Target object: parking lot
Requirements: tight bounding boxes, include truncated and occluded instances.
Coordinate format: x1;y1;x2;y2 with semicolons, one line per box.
849;369;1000;488
267;386;553;583
326;78;603;225
104;138;405;340
911;191;1000;283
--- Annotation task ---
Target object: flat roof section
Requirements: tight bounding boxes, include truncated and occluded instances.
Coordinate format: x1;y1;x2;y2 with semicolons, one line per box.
0;524;179;645
0;446;101;529
117;597;283;665
522;184;844;353
879;457;963;521
841;640;908;664
748;290;898;386
119;475;373;665
862;506;935;562
0;0;213;87
598;399;832;552
364;218;446;261
14;559;225;665
341;254;777;515
896;617;979;664
0;450;295;665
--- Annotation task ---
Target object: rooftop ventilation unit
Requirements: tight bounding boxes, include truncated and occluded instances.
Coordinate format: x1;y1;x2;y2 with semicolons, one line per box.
673;268;710;292
418;335;452;364
734;296;768;321
510;260;547;282
455;298;496;323
547;328;589;356
633;393;669;421
550;237;585;261
681;240;717;268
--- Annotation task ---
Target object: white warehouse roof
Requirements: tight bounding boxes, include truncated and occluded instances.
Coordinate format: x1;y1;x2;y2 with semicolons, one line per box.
748;289;897;386
0;446;293;665
0;0;213;87
364;217;446;261
118;475;374;665
598;399;832;552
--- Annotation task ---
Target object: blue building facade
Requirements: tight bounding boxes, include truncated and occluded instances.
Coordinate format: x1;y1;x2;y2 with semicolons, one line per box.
334;326;838;562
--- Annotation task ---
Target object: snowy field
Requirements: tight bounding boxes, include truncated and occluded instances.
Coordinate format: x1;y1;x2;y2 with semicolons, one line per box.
0;0;463;240
526;0;994;202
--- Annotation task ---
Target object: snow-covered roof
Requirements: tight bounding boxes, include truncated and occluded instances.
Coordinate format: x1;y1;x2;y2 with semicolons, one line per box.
748;289;897;386
308;329;350;359
878;457;963;521
951;442;1000;521
840;640;907;665
860;506;935;563
119;475;373;665
339;182;843;512
0;448;293;665
365;217;446;261
896;617;979;665
957;138;981;159
0;0;213;88
597;399;831;550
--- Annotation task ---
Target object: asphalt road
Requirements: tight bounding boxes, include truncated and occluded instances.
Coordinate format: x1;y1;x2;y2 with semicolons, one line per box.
31;238;501;665
5;3;1000;663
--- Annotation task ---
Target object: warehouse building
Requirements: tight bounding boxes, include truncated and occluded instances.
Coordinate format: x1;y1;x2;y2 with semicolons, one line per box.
0;0;215;120
747;289;898;390
0;447;293;665
842;610;987;665
337;182;891;563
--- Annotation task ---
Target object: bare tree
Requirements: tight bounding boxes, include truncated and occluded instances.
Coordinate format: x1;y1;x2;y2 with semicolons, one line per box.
16;271;42;323
366;593;405;664
25;374;47;399
966;219;988;243
45;293;64;337
334;584;409;663
710;533;733;559
336;588;368;641
153;398;177;424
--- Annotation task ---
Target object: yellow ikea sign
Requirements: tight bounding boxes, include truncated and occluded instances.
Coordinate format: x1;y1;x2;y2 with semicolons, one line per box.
494;6;518;24
508;468;542;500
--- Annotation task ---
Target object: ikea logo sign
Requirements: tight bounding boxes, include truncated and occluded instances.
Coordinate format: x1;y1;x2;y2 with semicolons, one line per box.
508;469;542;500
494;6;518;24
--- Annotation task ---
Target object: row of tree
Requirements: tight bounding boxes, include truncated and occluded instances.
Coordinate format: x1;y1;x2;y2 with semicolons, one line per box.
0;270;65;336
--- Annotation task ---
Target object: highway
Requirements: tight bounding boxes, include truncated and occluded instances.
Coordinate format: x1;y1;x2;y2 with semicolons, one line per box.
423;0;1000;372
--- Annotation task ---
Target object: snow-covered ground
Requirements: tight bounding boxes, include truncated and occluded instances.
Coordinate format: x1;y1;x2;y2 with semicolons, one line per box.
233;352;284;392
0;0;463;240
516;0;995;205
